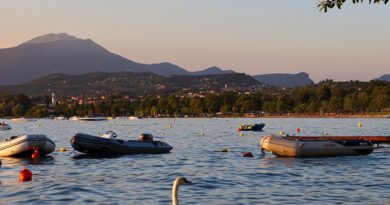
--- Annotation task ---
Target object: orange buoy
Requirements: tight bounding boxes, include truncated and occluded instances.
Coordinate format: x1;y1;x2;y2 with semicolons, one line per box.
31;149;40;160
19;168;32;182
242;152;254;158
296;128;301;133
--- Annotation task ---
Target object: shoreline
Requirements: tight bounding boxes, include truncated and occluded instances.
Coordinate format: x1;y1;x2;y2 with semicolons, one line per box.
255;114;389;118
1;114;389;119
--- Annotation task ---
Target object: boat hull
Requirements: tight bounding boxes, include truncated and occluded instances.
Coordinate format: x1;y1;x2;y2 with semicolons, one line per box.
260;134;374;157
77;117;107;121
238;123;265;131
0;135;56;157
70;133;173;155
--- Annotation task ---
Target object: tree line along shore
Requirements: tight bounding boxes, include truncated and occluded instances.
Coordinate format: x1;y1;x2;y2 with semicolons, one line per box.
0;80;389;118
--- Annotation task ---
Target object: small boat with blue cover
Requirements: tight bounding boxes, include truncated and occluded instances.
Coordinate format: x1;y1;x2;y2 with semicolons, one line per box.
238;123;265;131
70;131;173;155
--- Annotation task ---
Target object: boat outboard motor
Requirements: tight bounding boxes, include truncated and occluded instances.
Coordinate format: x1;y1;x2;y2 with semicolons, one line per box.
102;131;118;139
139;134;153;141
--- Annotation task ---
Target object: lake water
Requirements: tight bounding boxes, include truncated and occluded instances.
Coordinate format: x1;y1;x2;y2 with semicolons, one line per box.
0;118;389;204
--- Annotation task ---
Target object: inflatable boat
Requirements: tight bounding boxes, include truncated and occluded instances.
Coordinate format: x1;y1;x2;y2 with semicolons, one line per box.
0;122;11;131
238;123;265;131
260;134;375;157
0;135;56;157
70;131;173;155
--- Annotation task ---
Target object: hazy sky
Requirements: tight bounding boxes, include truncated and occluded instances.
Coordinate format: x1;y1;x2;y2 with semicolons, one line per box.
0;1;389;82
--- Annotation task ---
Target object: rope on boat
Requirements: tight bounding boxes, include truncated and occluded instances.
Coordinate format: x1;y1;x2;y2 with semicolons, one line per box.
66;149;76;157
33;134;39;152
260;147;266;157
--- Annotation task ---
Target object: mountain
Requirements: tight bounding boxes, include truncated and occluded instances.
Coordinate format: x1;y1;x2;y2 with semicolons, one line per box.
147;62;189;76
0;33;314;87
0;33;149;84
0;72;261;96
20;33;79;45
0;33;238;84
253;72;314;87
375;74;390;81
190;66;234;75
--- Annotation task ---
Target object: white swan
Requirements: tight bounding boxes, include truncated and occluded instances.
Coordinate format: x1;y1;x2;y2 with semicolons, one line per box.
172;177;192;205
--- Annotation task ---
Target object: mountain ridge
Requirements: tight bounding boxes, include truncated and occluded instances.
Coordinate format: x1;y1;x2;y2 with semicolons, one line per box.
375;74;390;82
0;33;235;84
0;71;262;96
0;33;318;87
253;72;314;87
21;33;80;45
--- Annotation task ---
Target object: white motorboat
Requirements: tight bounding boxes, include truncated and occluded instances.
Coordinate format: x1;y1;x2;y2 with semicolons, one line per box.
128;116;141;120
115;116;128;120
77;116;107;121
0;122;11;131
54;116;67;120
70;131;172;155
11;118;37;122
69;116;79;121
260;134;375;157
0;135;56;157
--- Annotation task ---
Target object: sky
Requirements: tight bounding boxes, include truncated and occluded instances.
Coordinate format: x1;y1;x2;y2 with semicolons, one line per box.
0;0;389;82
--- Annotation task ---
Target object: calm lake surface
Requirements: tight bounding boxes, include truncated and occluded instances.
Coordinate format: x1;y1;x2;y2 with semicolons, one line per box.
0;118;389;204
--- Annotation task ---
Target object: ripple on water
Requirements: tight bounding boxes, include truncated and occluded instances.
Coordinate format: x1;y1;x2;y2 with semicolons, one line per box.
0;118;389;204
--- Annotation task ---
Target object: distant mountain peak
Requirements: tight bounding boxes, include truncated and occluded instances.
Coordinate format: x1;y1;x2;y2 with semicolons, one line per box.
204;66;223;71
0;32;240;85
150;62;181;68
21;33;80;45
375;74;390;82
191;66;234;76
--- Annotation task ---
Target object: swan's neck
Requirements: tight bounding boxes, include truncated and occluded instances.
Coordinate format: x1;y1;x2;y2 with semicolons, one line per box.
172;181;179;205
